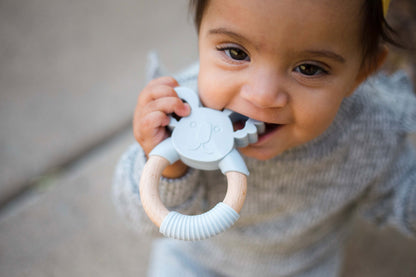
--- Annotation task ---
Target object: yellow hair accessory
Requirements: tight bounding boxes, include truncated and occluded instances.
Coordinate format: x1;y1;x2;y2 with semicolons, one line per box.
382;0;391;16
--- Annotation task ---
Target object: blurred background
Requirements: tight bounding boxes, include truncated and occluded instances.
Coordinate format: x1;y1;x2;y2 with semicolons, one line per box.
383;0;416;85
0;0;415;276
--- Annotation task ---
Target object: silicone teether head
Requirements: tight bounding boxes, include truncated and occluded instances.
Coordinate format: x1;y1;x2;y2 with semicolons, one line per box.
165;87;265;172
172;107;234;164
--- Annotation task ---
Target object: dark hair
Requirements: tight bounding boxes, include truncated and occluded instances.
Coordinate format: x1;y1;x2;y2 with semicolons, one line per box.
189;0;207;33
189;0;401;69
361;0;401;69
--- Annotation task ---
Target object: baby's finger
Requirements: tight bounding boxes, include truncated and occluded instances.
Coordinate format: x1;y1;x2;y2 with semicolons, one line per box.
133;97;189;140
145;96;190;118
147;76;179;88
141;76;179;102
138;84;180;107
133;110;170;151
137;110;170;134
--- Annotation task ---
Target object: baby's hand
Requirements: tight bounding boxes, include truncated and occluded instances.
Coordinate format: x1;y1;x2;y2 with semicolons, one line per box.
133;77;190;178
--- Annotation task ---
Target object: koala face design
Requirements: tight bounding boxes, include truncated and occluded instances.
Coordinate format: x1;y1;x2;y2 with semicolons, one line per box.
172;106;235;163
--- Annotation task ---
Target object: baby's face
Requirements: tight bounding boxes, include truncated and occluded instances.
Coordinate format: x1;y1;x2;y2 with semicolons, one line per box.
197;0;368;160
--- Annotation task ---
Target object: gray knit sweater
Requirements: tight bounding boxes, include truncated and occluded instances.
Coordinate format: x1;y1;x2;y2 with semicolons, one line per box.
113;64;416;276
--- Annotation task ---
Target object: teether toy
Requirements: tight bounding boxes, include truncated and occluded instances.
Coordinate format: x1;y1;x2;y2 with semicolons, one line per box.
139;87;265;241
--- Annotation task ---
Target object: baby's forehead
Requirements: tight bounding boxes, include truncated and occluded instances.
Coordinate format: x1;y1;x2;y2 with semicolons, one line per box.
203;1;363;31
201;0;364;54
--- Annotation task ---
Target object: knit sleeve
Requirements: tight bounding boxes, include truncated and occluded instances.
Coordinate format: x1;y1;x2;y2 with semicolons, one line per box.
358;71;416;237
369;71;416;134
112;143;204;235
391;148;416;236
360;130;416;238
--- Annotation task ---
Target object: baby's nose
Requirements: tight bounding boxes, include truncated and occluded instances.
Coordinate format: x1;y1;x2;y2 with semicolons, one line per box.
240;70;288;108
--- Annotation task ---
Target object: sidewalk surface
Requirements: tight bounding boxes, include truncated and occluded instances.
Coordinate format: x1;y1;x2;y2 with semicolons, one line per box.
1;1;415;276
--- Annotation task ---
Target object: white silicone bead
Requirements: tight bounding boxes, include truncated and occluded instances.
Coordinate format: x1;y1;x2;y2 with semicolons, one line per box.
159;202;240;241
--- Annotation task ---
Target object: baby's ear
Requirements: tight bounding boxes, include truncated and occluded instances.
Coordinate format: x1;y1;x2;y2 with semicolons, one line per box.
357;45;389;84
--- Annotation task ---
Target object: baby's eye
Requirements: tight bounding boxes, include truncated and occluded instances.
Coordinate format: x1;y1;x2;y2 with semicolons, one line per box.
294;64;328;76
226;48;249;61
217;46;250;62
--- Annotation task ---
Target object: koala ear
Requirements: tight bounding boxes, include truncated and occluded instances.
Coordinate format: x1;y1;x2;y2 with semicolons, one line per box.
174;87;201;109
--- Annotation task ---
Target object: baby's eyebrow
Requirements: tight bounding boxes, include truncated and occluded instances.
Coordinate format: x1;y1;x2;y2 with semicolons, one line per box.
208;27;255;47
302;50;346;64
209;28;244;40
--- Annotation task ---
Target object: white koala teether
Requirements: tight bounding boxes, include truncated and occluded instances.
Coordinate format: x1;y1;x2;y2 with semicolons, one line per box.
139;87;265;241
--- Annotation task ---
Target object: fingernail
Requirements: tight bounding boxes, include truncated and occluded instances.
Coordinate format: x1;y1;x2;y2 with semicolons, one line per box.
183;103;191;114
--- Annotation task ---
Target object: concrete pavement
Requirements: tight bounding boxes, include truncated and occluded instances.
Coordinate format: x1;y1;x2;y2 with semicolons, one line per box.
0;130;153;277
0;0;198;206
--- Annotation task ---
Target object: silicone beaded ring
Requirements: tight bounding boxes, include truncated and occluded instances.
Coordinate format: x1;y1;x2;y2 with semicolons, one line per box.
139;87;264;241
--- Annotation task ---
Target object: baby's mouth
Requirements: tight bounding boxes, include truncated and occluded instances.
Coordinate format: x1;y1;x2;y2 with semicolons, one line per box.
230;111;281;137
233;120;280;133
232;120;246;131
262;123;281;136
230;112;255;131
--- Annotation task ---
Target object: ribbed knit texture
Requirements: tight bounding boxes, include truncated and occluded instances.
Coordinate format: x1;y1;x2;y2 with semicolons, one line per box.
112;61;416;276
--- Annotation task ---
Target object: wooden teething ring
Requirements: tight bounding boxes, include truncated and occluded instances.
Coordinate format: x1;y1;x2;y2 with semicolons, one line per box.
139;155;247;237
138;87;258;240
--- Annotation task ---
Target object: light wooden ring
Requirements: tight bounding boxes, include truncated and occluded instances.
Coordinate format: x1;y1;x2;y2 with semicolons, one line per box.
139;155;247;228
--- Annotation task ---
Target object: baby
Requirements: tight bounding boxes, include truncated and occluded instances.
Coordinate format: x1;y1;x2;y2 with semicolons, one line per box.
113;0;416;276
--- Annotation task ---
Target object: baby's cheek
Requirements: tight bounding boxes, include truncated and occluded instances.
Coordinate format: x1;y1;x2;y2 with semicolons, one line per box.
198;74;219;107
299;110;336;141
198;85;229;110
198;89;218;109
199;67;237;107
